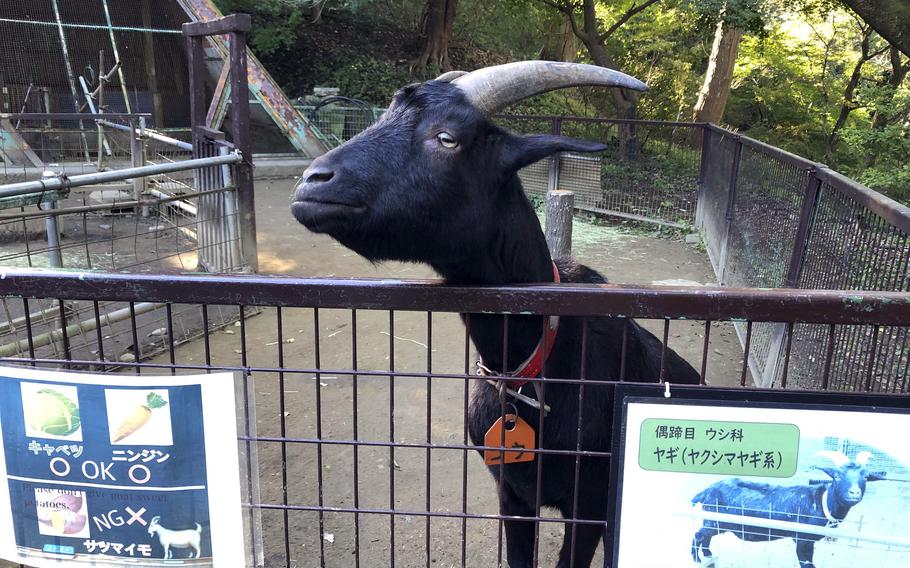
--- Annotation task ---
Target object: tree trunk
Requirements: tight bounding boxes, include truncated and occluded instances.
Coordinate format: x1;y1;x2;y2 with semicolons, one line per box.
840;0;910;58
414;0;458;72
693;19;742;125
542;14;577;62
826;27;879;160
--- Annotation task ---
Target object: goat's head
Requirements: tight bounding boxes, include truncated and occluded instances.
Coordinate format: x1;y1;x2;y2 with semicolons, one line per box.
148;515;161;536
815;450;886;505
291;61;646;265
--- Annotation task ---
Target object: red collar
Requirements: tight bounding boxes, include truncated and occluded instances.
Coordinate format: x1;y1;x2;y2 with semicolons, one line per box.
480;262;561;389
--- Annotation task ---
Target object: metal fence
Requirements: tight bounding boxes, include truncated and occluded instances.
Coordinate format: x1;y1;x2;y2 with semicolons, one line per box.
697;125;910;392
499;116;702;228
0;270;906;567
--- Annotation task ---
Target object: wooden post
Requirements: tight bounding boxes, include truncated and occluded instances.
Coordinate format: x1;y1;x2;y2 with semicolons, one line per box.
545;190;574;259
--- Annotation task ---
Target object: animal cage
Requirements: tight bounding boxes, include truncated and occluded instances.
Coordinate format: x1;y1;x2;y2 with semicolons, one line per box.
0;270;907;567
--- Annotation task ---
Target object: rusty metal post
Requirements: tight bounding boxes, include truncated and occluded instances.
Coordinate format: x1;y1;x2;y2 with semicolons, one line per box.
784;169;823;288
130;118;147;210
184;14;258;272
547;116;563;193
718;137;743;285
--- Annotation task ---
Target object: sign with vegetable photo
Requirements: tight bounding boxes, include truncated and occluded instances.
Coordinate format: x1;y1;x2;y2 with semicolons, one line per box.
609;384;910;568
0;366;246;567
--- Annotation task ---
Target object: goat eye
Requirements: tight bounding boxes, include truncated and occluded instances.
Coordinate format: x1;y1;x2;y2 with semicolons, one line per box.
436;132;458;149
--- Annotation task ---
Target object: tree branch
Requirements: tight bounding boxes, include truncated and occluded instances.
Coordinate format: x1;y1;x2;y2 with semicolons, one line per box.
538;0;587;42
598;0;660;42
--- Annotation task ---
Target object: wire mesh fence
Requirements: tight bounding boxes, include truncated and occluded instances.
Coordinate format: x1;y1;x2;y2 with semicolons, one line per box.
0;0;190;128
696;125;910;393
497;116;702;228
0;272;906;567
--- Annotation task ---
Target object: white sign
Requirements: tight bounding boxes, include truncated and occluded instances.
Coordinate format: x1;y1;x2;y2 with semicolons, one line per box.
0;366;246;567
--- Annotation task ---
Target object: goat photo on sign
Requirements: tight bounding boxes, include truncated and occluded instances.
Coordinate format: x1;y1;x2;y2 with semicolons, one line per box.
614;401;910;568
292;61;702;567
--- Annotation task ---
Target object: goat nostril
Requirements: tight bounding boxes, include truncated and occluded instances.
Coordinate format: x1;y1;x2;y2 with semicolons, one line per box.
305;169;335;184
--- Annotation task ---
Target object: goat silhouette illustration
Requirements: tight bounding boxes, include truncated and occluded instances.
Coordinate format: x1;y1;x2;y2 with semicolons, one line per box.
147;515;203;559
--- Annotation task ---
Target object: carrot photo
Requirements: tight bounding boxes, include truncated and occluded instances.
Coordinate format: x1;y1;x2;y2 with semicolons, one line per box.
105;389;173;446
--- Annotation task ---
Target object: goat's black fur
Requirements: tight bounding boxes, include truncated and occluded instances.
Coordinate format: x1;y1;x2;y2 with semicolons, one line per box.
292;79;701;567
691;462;886;567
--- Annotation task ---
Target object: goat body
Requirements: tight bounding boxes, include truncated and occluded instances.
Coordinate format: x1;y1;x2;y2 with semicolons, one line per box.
691;460;883;568
148;516;202;559
292;70;701;567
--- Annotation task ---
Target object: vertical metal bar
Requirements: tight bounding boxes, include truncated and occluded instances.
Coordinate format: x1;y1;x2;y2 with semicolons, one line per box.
784;172;822;287
165;303;175;375
740;322;752;387
718;138;743;284
821;324;837;390
93;301;105;369
50;0;91;162
101;0;132;113
496;314;509;567
532;318;548;568
778;323;795;389
128;302;139;375
460;314;470;568
314;308;326;567
425;311;432;567
659;319;670;381
351;309;361;568
238;306;259;566
22;298;35;365
388;310;396;566
43;200;63;269
700;320;711;385
227;29;258;272
569;318;590;568
130;118;146;203
547;116;562;193
276;308;290;567
619;319;629;381
863;325;881;392
201;304;211;368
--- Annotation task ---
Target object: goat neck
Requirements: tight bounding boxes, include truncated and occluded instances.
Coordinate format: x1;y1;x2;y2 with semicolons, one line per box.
433;176;557;375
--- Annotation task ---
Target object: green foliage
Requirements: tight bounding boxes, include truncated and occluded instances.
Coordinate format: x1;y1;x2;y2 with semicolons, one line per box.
328;57;414;104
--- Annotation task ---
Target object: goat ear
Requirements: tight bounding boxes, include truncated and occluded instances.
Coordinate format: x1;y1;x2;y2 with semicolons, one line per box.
866;471;888;481
500;134;607;174
814;466;840;480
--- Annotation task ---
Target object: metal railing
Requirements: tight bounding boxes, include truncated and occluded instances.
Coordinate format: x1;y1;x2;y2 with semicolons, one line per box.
0;270;906;567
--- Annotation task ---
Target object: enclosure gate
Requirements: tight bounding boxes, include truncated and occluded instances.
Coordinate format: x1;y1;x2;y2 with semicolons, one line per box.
0;269;907;567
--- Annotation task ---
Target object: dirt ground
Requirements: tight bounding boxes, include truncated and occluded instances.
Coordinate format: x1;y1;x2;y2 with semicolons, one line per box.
144;178;746;568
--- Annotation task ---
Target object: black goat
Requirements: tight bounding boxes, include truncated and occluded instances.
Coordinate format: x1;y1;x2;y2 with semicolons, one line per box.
691;451;886;568
291;61;701;567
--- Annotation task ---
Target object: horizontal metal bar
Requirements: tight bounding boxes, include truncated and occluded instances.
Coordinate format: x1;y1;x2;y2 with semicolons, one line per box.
246;502;608;526
239;435;612;458
98;120;193;150
816;167;910;235
706;124;817;171
0;16;182;34
2;112;151;120
181;13;251;36
0;270;907;325
0;154;241;198
676;509;910;548
0;187;232;220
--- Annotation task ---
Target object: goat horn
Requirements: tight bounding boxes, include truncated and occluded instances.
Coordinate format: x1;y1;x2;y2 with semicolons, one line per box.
452;61;648;114
435;70;468;82
815;450;850;468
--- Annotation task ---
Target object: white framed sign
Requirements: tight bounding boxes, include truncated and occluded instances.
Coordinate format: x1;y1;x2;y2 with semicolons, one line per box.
609;384;910;568
0;365;246;567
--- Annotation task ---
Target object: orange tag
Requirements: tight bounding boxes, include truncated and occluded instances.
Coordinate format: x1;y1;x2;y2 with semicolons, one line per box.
483;414;536;465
